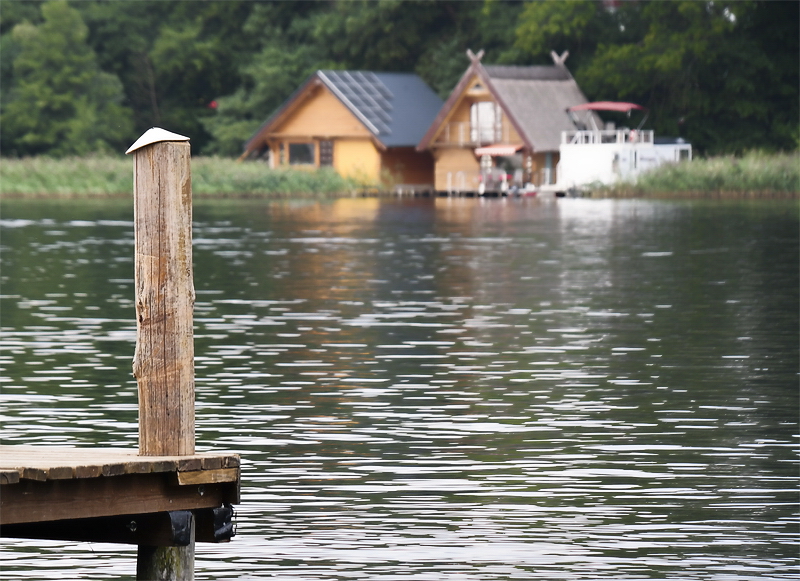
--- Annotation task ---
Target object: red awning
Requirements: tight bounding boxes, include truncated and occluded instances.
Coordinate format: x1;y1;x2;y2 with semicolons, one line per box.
568;102;647;113
474;144;524;157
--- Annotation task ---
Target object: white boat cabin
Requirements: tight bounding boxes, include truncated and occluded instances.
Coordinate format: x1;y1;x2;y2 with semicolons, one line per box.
556;102;691;190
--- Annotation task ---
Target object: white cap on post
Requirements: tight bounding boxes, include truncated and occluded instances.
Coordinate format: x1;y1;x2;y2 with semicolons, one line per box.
126;127;190;155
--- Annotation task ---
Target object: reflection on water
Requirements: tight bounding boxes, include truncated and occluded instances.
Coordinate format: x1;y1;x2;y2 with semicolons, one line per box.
1;197;798;580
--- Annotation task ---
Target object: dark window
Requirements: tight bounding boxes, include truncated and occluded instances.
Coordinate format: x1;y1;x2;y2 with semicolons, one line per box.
319;140;333;166
289;143;315;165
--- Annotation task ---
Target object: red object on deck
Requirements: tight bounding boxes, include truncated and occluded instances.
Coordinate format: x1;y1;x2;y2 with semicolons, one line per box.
474;143;524;156
568;102;646;113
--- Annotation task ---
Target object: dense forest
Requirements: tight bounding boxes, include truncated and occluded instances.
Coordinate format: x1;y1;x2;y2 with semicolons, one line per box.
1;0;797;158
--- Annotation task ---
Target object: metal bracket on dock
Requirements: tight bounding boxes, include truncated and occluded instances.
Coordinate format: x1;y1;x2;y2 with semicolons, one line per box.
168;511;194;546
213;504;235;542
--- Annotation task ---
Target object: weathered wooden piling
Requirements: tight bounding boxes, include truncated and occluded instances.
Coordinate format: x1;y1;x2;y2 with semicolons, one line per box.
128;127;196;580
129;128;195;457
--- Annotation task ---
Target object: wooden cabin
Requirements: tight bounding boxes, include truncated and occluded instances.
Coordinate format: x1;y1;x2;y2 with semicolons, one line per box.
242;71;443;191
417;50;598;194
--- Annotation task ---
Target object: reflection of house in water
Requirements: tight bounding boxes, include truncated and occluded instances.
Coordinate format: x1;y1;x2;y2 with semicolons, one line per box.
265;198;382;304
417;50;595;195
242;71;442;191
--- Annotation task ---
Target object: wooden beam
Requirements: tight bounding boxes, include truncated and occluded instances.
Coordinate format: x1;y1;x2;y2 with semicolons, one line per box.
2;510;196;546
176;468;239;486
0;472;239;525
31;505;238;546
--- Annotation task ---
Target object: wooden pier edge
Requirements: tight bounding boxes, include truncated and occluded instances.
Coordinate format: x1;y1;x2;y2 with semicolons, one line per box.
0;128;242;581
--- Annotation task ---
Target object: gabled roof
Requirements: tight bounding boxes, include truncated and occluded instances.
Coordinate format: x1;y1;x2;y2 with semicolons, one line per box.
417;51;597;153
244;70;443;153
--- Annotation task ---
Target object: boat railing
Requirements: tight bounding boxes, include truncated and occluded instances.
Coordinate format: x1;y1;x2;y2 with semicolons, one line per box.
562;129;654;145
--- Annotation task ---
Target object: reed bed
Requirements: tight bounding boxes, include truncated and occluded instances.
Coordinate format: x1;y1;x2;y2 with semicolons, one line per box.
0;155;365;198
594;150;799;198
0;156;132;197
2;151;797;199
191;157;363;197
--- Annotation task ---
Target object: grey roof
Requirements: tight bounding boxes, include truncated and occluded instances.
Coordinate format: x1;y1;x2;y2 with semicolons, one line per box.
485;65;597;152
483;65;571;82
318;71;442;148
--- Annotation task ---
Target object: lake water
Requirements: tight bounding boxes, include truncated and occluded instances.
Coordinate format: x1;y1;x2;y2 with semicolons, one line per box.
0;196;797;580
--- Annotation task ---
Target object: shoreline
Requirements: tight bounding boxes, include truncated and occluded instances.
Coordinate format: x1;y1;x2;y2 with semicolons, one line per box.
1;151;798;200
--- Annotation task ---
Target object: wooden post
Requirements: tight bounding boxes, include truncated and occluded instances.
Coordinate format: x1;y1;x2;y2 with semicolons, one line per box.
128;128;195;580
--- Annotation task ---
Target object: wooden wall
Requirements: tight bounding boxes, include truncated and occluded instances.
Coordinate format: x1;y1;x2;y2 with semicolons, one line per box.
381;148;434;186
264;84;435;186
335;139;381;182
433;149;480;192
274;87;369;139
528;151;560;185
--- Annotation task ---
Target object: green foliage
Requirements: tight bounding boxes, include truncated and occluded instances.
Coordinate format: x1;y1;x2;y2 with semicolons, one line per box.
515;0;616;68
76;1;254;152
200;4;333;156
0;155;132;196
0;0;796;158
201;1;526;154
515;0;799;155
1;1;133;157
192;158;362;197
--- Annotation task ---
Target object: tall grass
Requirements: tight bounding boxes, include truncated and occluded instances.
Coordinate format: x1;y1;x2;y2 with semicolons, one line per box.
2;151;797;199
191;157;362;197
596;150;799;197
0;155;365;198
0;156;132;197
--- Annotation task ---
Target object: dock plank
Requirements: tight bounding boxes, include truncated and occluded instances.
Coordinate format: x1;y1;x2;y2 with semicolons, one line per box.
0;470;20;484
0;446;239;483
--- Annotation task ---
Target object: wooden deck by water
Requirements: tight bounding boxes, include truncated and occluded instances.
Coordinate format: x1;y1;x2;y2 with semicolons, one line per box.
0;445;240;545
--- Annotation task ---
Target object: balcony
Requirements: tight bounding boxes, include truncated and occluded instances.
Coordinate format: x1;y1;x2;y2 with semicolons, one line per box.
434;122;513;147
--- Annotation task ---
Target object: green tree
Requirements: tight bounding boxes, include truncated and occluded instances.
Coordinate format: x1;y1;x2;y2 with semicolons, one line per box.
1;1;133;156
77;1;255;153
514;0;799;154
200;2;333;155
203;0;525;155
513;0;621;69
313;0;525;96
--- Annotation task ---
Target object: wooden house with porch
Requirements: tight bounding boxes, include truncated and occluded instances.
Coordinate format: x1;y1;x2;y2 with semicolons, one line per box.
417;50;598;194
242;71;442;191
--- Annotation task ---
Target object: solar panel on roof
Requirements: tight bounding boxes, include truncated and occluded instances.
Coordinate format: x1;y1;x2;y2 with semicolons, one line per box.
320;70;395;136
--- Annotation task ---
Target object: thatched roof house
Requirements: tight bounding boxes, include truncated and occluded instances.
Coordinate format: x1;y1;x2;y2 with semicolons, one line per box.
417;50;597;193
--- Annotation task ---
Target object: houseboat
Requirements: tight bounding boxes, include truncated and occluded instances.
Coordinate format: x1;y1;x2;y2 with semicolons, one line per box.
555;101;692;193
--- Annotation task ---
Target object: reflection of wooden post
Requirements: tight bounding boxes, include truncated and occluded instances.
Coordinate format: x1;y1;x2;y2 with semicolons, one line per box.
128;128;195;580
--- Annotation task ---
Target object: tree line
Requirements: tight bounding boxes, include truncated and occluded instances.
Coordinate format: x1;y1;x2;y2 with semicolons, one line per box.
1;0;797;158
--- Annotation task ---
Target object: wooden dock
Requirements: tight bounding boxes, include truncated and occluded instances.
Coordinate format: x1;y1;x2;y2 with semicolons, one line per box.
0;129;243;580
0;445;239;545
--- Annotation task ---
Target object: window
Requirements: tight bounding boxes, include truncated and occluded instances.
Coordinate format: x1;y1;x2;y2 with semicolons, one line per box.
470;102;501;144
289;143;315;165
319;140;333;166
